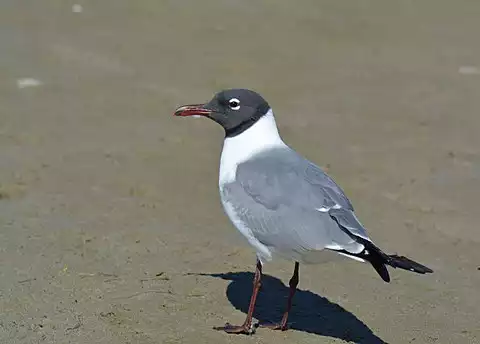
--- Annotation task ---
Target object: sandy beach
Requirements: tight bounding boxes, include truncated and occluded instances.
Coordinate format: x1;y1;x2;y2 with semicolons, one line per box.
1;1;479;343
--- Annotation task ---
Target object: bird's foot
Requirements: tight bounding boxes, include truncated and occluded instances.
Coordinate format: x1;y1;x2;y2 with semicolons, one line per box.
213;322;256;335
257;322;289;331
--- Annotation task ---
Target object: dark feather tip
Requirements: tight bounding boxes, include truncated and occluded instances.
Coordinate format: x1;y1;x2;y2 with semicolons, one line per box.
389;255;433;274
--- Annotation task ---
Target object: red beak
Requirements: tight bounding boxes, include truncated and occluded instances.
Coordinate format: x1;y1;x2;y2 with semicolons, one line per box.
174;104;212;117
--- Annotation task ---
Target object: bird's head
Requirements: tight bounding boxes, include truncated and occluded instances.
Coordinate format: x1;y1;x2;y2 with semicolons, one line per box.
174;89;270;137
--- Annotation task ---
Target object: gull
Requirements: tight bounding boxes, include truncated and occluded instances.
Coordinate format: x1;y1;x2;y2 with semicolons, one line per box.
174;88;433;334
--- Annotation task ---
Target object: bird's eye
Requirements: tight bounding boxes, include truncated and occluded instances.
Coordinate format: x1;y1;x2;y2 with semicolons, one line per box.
228;98;240;110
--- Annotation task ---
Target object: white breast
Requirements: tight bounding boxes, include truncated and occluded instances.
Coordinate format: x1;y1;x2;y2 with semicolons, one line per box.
218;109;286;186
218;109;286;262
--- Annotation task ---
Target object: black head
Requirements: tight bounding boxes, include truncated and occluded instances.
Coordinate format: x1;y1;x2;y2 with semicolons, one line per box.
174;89;270;137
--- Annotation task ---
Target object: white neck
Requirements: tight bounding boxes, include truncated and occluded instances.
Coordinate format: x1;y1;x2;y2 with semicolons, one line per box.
219;109;286;184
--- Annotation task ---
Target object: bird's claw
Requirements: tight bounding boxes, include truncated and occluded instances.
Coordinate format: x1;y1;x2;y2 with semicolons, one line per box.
213;322;256;335
257;322;289;331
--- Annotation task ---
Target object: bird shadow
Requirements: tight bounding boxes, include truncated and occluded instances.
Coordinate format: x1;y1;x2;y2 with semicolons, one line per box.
196;271;388;344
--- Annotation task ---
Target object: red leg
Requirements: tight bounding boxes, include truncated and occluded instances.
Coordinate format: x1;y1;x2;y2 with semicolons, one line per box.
259;262;299;331
214;259;262;334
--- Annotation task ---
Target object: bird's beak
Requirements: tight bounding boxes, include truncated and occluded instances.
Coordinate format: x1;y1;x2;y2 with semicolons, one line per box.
174;104;212;117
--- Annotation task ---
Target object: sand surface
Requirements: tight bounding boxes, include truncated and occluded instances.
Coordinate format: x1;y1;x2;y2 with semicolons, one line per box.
1;1;480;343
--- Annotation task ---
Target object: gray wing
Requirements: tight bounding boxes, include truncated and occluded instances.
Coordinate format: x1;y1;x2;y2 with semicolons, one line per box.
222;148;370;257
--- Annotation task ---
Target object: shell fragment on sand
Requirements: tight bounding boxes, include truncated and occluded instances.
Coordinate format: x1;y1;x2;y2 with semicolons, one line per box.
458;66;480;75
16;78;43;89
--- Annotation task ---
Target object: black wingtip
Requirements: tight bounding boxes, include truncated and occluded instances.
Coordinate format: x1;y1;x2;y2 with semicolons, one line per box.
372;260;391;283
388;255;433;274
350;238;433;281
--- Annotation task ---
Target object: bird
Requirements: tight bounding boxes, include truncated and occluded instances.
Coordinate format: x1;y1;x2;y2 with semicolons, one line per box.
174;88;433;335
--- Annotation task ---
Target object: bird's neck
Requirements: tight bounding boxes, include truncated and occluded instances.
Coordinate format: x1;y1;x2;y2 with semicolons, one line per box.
219;109;286;184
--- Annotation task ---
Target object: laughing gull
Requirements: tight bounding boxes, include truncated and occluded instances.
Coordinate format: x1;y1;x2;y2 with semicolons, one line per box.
174;89;433;334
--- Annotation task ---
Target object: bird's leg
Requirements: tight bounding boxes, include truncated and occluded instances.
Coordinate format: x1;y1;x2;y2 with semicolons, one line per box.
259;261;299;331
214;259;262;335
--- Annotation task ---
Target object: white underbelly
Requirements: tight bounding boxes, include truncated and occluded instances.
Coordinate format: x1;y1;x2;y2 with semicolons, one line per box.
219;191;273;262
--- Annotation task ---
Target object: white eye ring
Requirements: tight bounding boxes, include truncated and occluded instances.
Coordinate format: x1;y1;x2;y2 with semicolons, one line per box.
228;98;241;110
